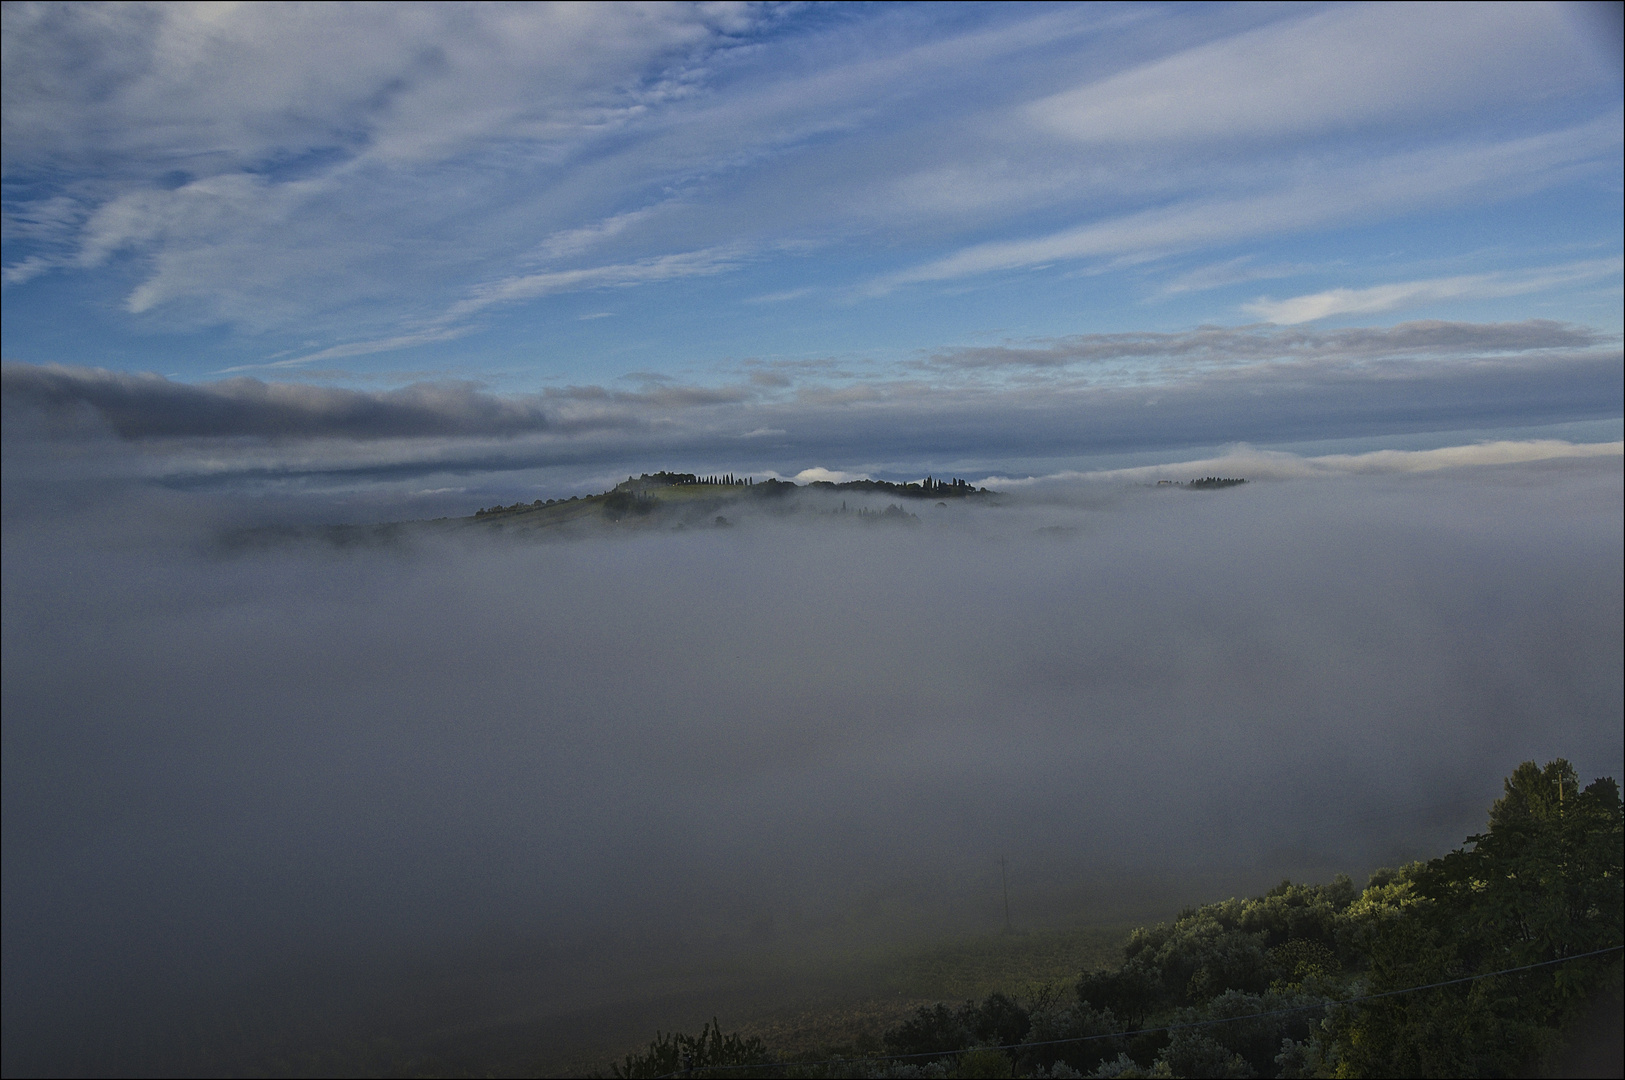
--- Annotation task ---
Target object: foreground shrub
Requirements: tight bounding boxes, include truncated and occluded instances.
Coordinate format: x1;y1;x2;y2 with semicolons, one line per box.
612;1019;770;1079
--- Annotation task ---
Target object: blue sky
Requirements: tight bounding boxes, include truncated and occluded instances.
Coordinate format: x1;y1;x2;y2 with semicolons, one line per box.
2;1;1621;497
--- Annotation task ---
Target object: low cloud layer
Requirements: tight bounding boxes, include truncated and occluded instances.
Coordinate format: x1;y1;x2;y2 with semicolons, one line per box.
2;363;555;438
996;439;1624;489
925;318;1606;369
4;453;1621;1073
4;320;1619;500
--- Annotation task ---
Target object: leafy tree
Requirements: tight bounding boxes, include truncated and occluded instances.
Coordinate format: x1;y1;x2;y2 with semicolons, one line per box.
1330;760;1622;1077
969;992;1030;1048
1155;988;1333;1079
884;1003;973;1064
883;993;1031;1072
957;1046;1017;1078
1023;998;1123;1074
1076;966;1159;1029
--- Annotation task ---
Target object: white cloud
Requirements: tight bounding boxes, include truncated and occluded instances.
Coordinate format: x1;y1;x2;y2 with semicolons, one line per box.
1156;257;1322;297
2;1;1618;357
219;328;475;372
744;287;815;304
1;3;754;171
1;2;765;329
533;209;660;262
926;319;1605;375
1028;3;1605;144
2;254;56;286
446;247;744;319
989;439;1624;488
1;193;86;282
873;116;1622;290
1243;260;1624;324
793;467;870;483
1299;439;1623;474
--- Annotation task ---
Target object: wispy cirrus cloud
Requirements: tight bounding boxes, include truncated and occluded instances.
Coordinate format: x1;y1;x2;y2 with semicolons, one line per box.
530;209;662;262
1243;260;1624;324
0;2;773;333
1156;257;1324;297
222;247;746;371
744;287;816;304
872;117;1622;292
219;328;477;373
0;3;761;173
445;247;745;320
2;3;1618;382
1028;2;1604;145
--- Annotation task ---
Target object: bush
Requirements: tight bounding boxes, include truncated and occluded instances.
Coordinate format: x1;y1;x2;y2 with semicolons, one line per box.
611;1019;769;1079
1023;999;1121;1075
885;1003;973;1064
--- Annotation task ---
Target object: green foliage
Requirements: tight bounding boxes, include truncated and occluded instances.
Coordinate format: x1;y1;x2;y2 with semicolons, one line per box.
884;927;1128;1002
602;489;657;518
811;477;986;500
1331;761;1623;1078
884;1003;976;1063
1155;988;1336;1079
1023;998;1122;1074
1103;876;1356;1025
612;1018;770;1079
956;1046;1016;1078
969;992;1031;1049
607;761;1620;1079
1153;1029;1255;1077
1487;760;1584;827
1267;940;1340;990
1076;966;1159;1029
880;994;1032;1075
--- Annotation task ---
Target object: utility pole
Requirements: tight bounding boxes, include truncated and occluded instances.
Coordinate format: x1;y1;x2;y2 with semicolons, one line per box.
1000;855;1012;934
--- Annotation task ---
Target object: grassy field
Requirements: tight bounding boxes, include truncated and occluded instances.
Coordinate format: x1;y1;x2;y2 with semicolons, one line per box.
20;865;1345;1076
544;866;1334;1076
512;924;1138;1077
715;926;1134;1063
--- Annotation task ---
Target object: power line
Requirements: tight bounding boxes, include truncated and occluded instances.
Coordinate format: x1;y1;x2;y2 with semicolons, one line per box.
654;944;1623;1078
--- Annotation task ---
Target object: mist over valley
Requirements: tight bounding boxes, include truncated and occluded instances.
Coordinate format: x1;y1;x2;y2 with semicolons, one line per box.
5;446;1620;1073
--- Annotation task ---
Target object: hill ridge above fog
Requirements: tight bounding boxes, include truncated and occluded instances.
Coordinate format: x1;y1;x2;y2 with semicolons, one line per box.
469;472;991;527
218;469;1267;550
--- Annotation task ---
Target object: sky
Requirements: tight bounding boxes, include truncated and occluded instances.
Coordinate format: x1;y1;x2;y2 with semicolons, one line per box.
2;1;1622;506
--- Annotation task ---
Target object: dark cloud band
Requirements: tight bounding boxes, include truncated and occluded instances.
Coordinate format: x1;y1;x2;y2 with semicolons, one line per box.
1;364;557;439
4;320;1619;486
927;319;1606;369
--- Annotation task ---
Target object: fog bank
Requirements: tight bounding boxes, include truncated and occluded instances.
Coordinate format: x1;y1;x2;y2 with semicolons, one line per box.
3;456;1621;1073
